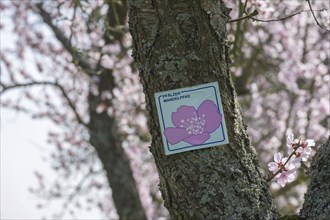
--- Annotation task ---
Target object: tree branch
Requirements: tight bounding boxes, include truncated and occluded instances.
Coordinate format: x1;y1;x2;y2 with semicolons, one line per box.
306;0;330;31
55;169;102;219
253;8;328;27
253;9;311;23
279;93;297;152
229;8;328;26
1;81;87;126
55;82;87;126
0;81;54;95
228;9;258;23
35;3;95;75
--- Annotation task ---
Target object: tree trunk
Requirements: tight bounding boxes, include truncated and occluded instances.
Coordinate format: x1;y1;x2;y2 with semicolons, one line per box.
128;0;278;219
300;136;330;220
36;2;147;219
88;93;147;220
86;1;147;219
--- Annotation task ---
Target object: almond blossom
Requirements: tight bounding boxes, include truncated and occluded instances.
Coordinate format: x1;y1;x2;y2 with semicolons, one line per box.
276;169;296;187
268;134;316;187
268;152;296;187
287;134;315;163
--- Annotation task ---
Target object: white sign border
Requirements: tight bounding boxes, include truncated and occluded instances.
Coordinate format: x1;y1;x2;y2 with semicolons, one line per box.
155;82;229;155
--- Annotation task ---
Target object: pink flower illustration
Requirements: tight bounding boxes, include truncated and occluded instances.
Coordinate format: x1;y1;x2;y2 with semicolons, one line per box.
164;100;222;145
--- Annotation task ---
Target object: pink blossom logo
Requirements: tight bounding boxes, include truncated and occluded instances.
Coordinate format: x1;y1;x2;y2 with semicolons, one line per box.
164;100;222;145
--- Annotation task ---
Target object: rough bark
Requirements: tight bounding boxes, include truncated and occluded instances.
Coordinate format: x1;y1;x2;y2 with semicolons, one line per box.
300;136;330;220
128;0;278;219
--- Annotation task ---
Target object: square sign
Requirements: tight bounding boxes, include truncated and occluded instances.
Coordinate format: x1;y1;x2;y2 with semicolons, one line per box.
155;82;229;155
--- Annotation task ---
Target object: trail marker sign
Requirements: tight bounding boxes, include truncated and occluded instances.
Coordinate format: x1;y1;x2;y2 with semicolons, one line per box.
155;82;229;155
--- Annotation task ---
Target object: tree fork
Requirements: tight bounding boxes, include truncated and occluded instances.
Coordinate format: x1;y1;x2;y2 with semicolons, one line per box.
128;0;278;219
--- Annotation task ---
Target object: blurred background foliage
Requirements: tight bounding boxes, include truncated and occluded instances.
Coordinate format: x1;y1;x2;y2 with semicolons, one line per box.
0;0;329;219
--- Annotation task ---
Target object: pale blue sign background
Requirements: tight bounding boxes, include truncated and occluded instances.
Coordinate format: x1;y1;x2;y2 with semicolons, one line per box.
154;82;229;155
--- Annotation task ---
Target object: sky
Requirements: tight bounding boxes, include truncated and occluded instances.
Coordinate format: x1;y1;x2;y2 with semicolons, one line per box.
1;108;55;219
0;98;103;219
0;9;103;219
0;7;57;218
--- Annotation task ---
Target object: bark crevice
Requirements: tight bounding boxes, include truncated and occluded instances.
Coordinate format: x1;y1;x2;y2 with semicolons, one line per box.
128;0;279;219
300;136;330;220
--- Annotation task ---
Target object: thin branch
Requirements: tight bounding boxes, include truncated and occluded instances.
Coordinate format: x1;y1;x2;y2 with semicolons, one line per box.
1;81;87;126
229;9;258;23
55;169;101;219
1;81;54;95
267;141;300;182
280;93;297;152
55;81;87;126
306;0;330;31
69;0;79;45
229;8;328;25
305;80;316;138
254;8;328;24
35;3;95;75
242;0;248;16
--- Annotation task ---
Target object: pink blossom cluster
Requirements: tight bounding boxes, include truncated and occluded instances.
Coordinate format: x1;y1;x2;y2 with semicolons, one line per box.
268;134;315;187
226;0;328;212
1;0;328;217
1;1;165;218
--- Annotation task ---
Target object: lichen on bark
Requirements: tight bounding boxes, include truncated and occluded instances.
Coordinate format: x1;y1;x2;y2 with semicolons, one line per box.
300;137;330;220
128;0;278;219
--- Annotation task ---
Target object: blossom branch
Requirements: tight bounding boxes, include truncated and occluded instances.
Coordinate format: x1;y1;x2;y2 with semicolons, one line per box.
69;1;78;45
55;82;88;127
229;7;328;26
0;81;54;95
267;146;298;182
35;3;95;75
55;169;102;219
228;9;258;23
306;0;330;31
242;0;248;15
252;9;326;23
280;94;297;152
268;135;315;187
1;81;87;126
